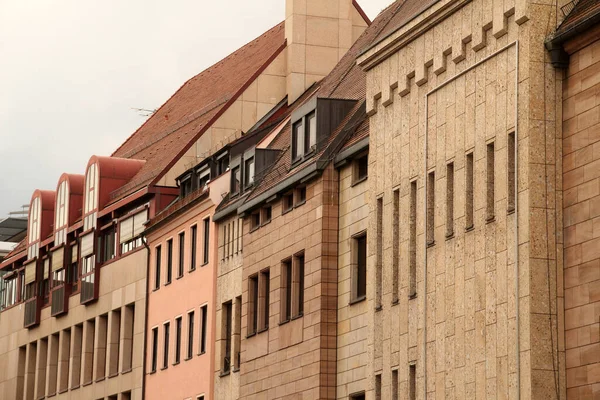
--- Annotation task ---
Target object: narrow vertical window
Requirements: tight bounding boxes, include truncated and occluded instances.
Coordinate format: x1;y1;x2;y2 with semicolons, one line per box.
392;189;400;304
427;171;435;245
375;373;382;400
203;218;210;265
234;296;241;370
200;305;207;354
190;225;197;271
154;246;161;290
248;275;259;335
259;269;270;330
178;233;185;278
466;152;474;230
281;259;292;322
352;233;367;302
222;301;232;373
187;311;194;359
409;181;417;298
174;317;182;364
446;162;454;238
293;253;305;317
166;239;173;284
409;363;416;400
163;322;170;369
508;132;516;213
392;369;399;400
151;327;158;372
376;197;383;310
487;142;495;221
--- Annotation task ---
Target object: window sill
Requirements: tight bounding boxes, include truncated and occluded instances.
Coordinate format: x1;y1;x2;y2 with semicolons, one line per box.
351;176;368;187
197;351;206;356
391;299;399;306
201;262;209;267
164;281;172;286
375;305;383;312
176;274;184;280
152;287;160;292
219;370;231;378
95;377;105;383
291;312;303;321
486;216;496;224
282;207;294;216
261;219;272;227
445;232;455;240
47;392;56;398
426;240;435;248
465;225;474;233
279;319;290;326
108;372;118;379
160;366;168;371
148;370;156;375
173;361;181;366
233;367;240;373
189;267;196;273
349;295;366;306
121;368;132;375
257;326;269;334
409;293;417;300
250;226;260;233
246;332;257;339
507;207;516;215
82;380;93;387
185;356;192;361
294;200;306;208
58;388;69;394
70;385;80;391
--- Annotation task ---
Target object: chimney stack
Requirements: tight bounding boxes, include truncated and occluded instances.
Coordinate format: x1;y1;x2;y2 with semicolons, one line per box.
285;0;369;104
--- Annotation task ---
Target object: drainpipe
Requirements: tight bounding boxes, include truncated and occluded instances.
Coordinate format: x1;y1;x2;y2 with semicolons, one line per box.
141;236;150;400
423;40;520;399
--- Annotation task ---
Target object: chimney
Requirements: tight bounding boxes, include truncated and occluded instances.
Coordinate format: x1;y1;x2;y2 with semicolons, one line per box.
285;0;369;104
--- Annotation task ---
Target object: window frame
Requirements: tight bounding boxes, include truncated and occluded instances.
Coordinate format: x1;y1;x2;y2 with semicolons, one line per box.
186;311;195;360
190;225;197;271
177;232;185;279
165;239;173;285
350;231;367;304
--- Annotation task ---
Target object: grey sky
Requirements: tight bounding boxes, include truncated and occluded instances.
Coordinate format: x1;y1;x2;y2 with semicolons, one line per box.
0;0;392;217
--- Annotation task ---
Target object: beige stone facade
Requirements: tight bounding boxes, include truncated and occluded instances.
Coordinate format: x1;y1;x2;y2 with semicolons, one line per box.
357;0;569;397
0;250;146;400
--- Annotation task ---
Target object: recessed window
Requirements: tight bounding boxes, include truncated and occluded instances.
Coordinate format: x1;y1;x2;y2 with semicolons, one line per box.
281;253;305;322
200;305;207;354
187;311;194;359
248;275;259;336
174;316;182;364
250;212;260;231
150;327;158;373
259;269;270;331
292;120;304;162
154;246;161;290
216;154;228;177
244;157;255;188
350;392;365;400
353;154;368;184
202;218;210;265
222;301;232;374
262;206;272;225
190;225;197;271
198;168;210;190
352;233;367;303
281;259;292;323
181;177;192;197
282;193;294;214
163;322;170;369
178;232;185;278
231;166;241;195
296;187;306;205
166;239;173;284
305;111;317;152
99;226;115;264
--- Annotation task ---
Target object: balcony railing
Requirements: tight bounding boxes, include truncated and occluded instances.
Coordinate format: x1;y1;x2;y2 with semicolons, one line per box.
80;275;96;304
24;297;40;328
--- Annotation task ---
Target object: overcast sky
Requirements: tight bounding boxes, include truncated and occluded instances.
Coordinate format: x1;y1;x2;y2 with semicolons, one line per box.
0;0;392;217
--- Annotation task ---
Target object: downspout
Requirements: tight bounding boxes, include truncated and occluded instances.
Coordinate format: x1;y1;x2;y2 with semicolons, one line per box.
423;40;520;399
141;236;151;400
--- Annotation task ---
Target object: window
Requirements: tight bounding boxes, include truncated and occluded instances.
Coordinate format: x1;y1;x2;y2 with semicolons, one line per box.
200;305;207;354
352;233;367;303
178;232;185;278
198;168;210;190
222;301;232;374
154;246;161;290
190;225;197;271
427;171;435;245
174;316;182;364
0;275;17;309
409;363;416;400
349;393;365;400
166;239;173;284
293;253;304;317
80;255;95;303
163;322;170;369
508;132;516;212
197;396;205;400
259;269;270;331
354;154;368;183
446;162;454;238
51;268;65;289
119;209;147;254
292;120;304;161
410;181;417;298
376;198;383;309
281;259;292;322
181;177;192;197
99;226;116;264
282;193;294;214
151;327;158;372
466;152;474;229
234;296;241;370
248;275;259;335
305;111;316;151
262;206;272;225
55;181;68;245
187;311;194;359
487;142;495;221
375;374;382;400
216;155;228;176
392;369;399;400
203;218;210;265
69;243;79;292
250;212;260;231
231;166;241;195
296;187;306;205
392;189;399;304
244;157;255;188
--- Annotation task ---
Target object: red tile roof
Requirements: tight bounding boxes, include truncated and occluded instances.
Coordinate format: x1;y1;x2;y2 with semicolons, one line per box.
108;22;286;202
554;0;600;37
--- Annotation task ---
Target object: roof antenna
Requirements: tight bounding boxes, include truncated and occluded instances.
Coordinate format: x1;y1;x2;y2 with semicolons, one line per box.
131;107;157;117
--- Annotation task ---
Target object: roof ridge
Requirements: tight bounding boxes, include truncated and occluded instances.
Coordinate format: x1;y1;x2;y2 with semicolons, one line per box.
111;21;285;159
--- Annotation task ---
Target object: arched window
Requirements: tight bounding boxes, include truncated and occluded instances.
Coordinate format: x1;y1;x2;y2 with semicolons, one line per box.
55;181;69;245
27;197;41;260
83;163;98;230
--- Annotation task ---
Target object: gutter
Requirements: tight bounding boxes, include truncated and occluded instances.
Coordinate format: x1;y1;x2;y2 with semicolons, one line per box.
334;137;369;167
545;8;600;68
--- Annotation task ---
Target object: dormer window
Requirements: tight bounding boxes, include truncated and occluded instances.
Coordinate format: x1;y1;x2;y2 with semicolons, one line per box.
231;166;241;195
244;157;255;188
198;167;210;190
181;177;192;197
292;111;317;163
216;153;229;176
